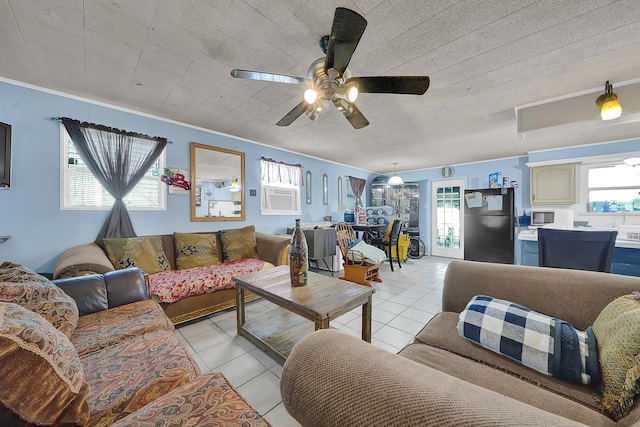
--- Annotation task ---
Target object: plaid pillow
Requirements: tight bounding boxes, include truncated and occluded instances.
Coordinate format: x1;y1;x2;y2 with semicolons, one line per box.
458;295;600;385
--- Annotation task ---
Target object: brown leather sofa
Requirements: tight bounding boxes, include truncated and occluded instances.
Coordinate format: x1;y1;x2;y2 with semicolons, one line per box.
53;230;291;324
280;260;640;426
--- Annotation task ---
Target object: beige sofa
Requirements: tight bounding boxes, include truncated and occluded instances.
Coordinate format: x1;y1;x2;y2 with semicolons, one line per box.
280;260;640;426
53;228;291;324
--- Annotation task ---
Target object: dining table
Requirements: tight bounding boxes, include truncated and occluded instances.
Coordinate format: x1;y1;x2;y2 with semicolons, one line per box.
350;224;387;242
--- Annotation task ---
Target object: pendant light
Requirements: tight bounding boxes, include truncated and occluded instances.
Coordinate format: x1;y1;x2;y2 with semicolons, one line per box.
596;81;622;120
388;163;404;186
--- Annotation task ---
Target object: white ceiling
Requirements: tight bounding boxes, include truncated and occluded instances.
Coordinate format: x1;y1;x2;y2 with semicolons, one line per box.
2;0;640;175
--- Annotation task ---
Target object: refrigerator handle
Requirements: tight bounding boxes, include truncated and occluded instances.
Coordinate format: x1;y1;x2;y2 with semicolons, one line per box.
510;211;514;241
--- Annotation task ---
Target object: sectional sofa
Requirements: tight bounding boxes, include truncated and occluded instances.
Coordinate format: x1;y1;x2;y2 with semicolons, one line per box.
0;262;271;426
281;260;640;426
53;225;291;324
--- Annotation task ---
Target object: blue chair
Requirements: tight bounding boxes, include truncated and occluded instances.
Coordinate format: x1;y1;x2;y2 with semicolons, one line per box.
537;228;618;273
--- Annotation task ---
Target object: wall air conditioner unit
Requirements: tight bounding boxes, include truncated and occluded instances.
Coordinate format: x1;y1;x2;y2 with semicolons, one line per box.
261;184;301;215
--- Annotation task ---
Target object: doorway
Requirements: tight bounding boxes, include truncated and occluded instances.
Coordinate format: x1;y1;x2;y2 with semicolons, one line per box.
431;179;465;259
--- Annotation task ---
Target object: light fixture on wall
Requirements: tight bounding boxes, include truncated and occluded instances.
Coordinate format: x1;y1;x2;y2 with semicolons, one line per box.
596;81;622;120
388;163;404;186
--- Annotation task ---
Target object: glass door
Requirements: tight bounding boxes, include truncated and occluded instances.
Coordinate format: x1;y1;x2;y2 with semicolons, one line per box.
431;179;465;258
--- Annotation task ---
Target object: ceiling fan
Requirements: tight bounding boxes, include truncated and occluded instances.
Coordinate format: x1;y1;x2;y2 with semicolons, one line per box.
230;7;430;129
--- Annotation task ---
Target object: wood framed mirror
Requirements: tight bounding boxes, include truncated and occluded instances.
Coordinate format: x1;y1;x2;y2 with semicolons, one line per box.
190;142;245;221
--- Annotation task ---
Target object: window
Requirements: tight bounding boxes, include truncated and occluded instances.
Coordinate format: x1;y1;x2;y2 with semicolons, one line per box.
585;162;640;212
346;177;356;211
60;126;166;210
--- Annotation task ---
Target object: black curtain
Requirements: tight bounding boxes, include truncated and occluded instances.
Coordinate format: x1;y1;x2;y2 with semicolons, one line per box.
61;118;167;241
348;176;367;209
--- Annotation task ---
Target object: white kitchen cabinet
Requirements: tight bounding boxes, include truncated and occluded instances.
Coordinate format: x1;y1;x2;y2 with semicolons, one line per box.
530;163;578;205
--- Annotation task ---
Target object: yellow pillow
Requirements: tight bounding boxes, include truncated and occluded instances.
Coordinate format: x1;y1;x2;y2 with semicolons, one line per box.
103;236;170;274
174;233;221;270
593;293;640;420
219;225;258;262
0;302;90;425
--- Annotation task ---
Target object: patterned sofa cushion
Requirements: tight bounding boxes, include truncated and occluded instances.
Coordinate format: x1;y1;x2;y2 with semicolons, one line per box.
219;225;258;262
103;236;171;274
149;258;270;303
81;329;200;427
0;261;79;338
111;372;272;427
0;302;89;426
71;299;174;357
174;232;221;270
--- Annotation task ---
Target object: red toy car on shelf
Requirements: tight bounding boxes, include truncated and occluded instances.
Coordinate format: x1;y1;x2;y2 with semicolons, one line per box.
161;173;191;190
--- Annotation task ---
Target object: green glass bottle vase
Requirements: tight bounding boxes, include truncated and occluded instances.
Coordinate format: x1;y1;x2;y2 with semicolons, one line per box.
289;219;309;287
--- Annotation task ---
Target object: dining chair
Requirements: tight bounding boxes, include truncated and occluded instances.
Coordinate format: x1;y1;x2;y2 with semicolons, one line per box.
537;228;618;273
370;218;403;272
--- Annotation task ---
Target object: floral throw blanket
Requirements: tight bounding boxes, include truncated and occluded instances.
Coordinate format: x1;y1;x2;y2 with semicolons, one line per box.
149;258;266;303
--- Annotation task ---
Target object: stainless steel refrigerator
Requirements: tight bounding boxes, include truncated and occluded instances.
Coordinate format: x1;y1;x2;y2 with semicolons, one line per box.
463;187;514;264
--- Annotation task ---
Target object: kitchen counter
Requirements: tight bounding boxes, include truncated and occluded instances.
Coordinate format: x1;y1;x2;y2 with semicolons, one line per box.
517;228;640;249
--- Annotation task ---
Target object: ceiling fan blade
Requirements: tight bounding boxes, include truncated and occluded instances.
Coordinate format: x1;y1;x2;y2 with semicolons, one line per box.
346;76;430;95
324;8;367;75
343;102;370;129
230;69;308;85
276;101;311;126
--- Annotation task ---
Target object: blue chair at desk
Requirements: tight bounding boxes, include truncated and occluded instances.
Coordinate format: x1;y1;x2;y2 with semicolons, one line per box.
537;228;618;273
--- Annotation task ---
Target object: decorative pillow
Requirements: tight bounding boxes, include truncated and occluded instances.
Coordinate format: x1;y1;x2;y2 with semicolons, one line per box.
103;236;170;274
458;295;599;386
592;292;640;420
0;302;89;426
0;262;79;338
219;225;258;262
174;232;221;270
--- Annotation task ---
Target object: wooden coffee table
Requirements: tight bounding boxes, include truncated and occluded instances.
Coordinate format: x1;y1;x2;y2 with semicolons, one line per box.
234;265;374;364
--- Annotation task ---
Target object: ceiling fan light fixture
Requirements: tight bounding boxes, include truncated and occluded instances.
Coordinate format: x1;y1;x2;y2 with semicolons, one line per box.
227;178;241;192
307;100;324;121
388;163;404;186
596;81;622;120
304;88;318;104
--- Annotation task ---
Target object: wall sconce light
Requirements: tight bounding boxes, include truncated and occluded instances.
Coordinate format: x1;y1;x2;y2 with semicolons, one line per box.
388;163;404;186
596;81;622;120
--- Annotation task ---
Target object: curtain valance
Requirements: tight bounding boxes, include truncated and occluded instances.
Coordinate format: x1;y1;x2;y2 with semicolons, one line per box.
260;157;303;186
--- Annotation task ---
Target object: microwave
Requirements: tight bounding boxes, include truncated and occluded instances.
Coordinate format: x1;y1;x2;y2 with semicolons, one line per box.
531;210;555;226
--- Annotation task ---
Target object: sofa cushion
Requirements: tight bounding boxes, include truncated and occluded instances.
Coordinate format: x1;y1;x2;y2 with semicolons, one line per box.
457;295;599;385
593;293;640;420
149;258;271;303
415;311;602;412
81;329;199;427
0;302;89;426
103;236;171;274
71;299;174;357
110;372;272;427
0;261;79;338
219;225;258;262
174;232;221;269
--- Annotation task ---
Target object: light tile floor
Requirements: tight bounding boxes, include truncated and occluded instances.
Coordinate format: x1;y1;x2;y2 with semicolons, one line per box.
175;256;453;426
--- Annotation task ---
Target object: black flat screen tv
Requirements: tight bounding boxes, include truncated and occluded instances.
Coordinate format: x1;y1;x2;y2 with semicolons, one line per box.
0;121;11;189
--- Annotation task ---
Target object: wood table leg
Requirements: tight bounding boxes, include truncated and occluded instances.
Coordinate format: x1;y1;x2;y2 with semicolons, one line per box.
236;286;245;335
362;295;372;343
315;317;330;330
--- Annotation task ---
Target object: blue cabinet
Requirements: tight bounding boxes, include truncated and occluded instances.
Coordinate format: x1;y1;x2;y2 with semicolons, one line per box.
518;240;640;277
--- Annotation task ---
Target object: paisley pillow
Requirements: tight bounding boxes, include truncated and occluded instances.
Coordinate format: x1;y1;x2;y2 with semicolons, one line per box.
174;232;221;270
0;262;79;338
219;225;258;262
0;302;89;426
103;236;170;274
